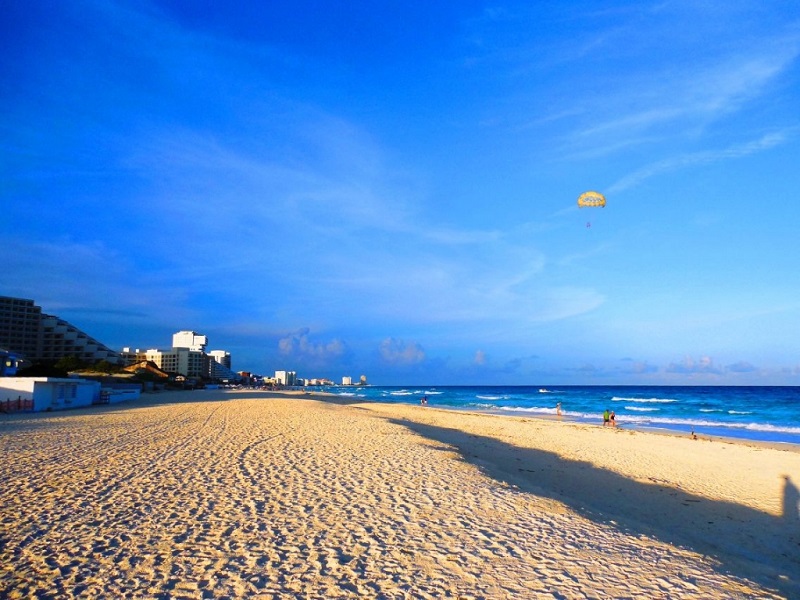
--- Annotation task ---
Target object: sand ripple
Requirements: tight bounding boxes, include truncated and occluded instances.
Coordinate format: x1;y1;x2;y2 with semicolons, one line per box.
1;392;795;599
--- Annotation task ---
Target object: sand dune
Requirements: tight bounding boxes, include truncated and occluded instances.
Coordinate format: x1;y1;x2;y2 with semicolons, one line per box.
1;390;798;598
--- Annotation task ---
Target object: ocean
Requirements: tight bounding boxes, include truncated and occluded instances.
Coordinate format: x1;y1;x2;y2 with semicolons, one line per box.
327;385;800;446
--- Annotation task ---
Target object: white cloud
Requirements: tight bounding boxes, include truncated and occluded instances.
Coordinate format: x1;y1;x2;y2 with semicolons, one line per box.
666;355;723;375
726;361;757;374
379;338;426;365
278;328;348;363
618;358;658;375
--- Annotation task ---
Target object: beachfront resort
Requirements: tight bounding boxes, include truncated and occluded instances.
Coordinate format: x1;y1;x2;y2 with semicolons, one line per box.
1;295;362;412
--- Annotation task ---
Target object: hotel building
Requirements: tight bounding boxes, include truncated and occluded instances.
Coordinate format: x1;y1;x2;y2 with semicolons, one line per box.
0;296;120;365
208;350;237;381
120;332;236;381
274;370;297;386
121;347;206;379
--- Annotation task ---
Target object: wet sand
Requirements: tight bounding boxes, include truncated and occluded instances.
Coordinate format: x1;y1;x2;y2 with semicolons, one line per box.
1;389;798;598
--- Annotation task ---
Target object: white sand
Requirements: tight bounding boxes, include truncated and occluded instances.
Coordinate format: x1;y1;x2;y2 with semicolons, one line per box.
1;389;798;599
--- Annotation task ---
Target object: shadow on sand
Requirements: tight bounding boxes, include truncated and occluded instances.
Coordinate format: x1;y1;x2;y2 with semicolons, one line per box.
5;392;797;594
389;418;800;597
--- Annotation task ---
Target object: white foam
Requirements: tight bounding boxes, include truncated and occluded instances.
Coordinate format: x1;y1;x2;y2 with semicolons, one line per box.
612;396;677;404
615;414;800;435
487;408;800;436
491;406;575;417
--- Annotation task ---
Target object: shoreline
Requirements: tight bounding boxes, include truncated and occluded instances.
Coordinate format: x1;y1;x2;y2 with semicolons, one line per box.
3;386;797;452
472;407;800;452
293;389;800;452
316;385;800;448
2;389;798;597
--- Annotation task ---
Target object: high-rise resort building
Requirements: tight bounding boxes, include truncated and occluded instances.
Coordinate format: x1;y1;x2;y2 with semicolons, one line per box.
208;350;236;381
120;346;206;379
122;331;208;378
120;332;235;380
172;330;208;352
208;350;231;369
0;295;120;365
274;370;297;386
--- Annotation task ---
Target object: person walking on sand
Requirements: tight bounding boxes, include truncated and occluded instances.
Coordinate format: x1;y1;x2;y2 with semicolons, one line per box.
603;409;610;426
610;411;616;427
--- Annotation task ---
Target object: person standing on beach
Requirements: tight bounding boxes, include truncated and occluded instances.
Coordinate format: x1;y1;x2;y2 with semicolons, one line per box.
603;409;610;426
556;401;562;416
610;411;616;427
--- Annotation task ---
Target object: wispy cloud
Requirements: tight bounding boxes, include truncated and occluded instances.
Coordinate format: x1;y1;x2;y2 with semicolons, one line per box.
3;237;205;331
473;4;800;163
607;129;794;193
566;39;800;157
118;93;601;334
7;1;798;383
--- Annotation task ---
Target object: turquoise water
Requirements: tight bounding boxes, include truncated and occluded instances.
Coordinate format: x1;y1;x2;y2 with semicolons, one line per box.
325;385;800;445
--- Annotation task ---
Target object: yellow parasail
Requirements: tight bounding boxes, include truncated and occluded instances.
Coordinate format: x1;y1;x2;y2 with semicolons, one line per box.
577;190;606;208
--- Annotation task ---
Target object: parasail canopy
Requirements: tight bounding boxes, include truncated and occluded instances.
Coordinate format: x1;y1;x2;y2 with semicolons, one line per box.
577;190;606;208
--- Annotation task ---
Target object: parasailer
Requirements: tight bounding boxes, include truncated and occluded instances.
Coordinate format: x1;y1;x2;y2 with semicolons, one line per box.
577;190;606;208
578;190;605;228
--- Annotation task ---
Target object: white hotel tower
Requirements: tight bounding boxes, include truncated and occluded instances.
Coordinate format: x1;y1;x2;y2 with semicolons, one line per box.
122;331;217;379
172;331;208;352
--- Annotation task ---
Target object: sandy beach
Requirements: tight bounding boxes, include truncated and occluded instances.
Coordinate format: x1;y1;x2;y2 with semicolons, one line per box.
1;390;798;599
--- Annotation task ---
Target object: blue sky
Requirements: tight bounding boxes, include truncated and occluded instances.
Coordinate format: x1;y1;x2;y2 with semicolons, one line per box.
3;1;800;385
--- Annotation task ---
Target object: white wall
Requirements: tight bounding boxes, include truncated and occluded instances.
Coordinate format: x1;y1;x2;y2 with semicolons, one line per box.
0;377;101;411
